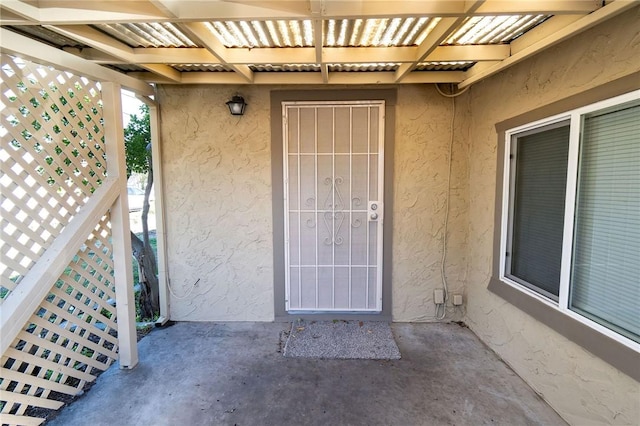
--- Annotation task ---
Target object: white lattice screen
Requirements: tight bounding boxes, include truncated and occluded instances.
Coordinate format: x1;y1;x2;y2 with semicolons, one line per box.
1;54;119;425
1;54;106;300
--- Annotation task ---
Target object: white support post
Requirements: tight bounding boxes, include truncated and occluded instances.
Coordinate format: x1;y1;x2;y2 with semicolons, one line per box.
102;81;139;369
148;102;170;322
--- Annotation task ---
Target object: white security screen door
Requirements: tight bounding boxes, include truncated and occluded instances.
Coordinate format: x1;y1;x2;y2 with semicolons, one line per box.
283;101;385;312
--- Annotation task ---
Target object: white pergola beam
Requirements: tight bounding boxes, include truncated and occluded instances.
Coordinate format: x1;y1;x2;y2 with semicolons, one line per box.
180;22;254;83
3;0;621;90
400;71;465;84
140;63;182;82
64;44;509;66
324;45;509;64
0;0;600;25
47;25;182;82
395;0;486;82
0;0;172;24
509;15;585;55
0;1;39;23
149;0;308;21
133;48;218;64
459;0;638;88
102;81;139;369
224;47;316;65
147;0;178;18
44;25;133;60
63;47;221;65
322;0;598;18
476;0;602;15
0;28;153;96
311;1;327;84
0;7;33;24
128;70;464;85
328;71;464;84
315;22;328;83
61;47;124;64
146;103;171;322
427;44;510;62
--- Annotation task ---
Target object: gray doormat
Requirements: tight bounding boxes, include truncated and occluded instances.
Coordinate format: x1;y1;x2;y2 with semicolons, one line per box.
283;320;401;360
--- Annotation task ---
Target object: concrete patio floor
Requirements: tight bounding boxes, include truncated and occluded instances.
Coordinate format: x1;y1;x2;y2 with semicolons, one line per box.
48;322;565;425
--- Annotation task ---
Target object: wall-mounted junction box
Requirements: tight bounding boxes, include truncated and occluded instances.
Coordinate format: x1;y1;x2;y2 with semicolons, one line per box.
434;289;444;305
452;294;463;306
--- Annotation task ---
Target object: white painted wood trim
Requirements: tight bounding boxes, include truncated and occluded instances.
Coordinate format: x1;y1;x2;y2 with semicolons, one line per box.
126;70;465;85
148;103;170;320
102;81;139;369
282;104;292;311
179;21;254;82
0;0;598;24
459;0;638;88
66;45;509;66
46;25;182;82
0;413;46;426
0;28;153;96
375;103;386;311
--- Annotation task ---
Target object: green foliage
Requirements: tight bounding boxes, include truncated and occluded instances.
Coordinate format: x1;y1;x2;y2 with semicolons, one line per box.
124;104;151;178
100;307;113;320
80;346;94;358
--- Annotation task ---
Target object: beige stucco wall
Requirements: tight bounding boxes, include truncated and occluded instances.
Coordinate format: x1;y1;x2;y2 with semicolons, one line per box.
158;84;467;322
158;85;274;321
462;8;640;425
392;85;468;321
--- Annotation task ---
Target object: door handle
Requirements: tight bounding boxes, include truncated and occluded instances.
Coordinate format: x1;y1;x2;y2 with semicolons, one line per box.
368;201;382;221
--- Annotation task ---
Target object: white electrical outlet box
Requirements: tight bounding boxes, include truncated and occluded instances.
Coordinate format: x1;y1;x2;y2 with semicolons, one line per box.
452;294;463;306
434;289;444;305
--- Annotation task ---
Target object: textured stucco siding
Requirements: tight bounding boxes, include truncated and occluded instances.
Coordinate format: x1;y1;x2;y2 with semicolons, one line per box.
158;84;466;322
462;9;640;425
392;85;468;322
158;85;275;321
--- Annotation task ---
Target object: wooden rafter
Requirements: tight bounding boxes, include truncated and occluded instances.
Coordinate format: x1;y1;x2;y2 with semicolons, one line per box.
314;21;328;83
0;28;153;95
309;0;328;83
1;0;632;88
459;0;638;88
46;25;182;82
394;0;486;82
0;0;600;25
127;70;464;85
179;21;254;83
62;44;510;65
0;0;171;24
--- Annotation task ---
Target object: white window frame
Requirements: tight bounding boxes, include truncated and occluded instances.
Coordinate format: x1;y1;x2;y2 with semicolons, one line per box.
500;89;640;352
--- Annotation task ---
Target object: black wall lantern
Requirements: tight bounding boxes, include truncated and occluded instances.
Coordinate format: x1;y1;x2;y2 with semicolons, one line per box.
226;95;247;116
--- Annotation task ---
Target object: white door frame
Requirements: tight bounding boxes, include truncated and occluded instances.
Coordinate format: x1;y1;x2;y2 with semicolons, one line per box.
282;100;385;313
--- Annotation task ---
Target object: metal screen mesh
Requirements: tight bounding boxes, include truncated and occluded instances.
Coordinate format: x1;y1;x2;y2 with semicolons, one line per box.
284;102;383;312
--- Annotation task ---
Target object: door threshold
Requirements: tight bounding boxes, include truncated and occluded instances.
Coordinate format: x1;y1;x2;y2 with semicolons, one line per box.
277;312;390;322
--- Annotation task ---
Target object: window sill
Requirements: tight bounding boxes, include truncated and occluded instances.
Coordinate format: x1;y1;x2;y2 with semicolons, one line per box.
488;276;640;381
